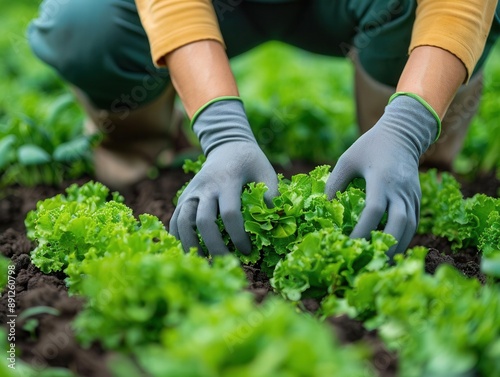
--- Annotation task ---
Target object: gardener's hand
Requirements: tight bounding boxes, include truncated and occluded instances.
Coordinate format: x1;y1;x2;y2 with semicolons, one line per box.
170;98;278;256
325;94;440;257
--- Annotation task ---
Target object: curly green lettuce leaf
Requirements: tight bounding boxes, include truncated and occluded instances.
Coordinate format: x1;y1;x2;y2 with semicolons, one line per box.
25;181;181;293
25;182;132;274
74;250;246;350
271;229;394;302
133;296;371;377
419;169;500;253
335;247;500;377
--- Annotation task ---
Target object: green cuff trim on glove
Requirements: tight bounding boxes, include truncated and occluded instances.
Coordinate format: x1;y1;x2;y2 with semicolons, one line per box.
388;92;442;142
190;96;243;128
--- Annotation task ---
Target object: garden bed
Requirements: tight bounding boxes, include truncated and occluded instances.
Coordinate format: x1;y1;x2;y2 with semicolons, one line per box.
0;164;498;377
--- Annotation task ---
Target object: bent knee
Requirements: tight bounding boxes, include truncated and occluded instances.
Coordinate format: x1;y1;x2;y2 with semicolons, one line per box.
28;0;158;107
29;0;114;78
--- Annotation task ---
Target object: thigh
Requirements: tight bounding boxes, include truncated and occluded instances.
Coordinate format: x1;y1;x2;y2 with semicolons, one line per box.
28;0;286;108
28;0;170;109
268;0;415;88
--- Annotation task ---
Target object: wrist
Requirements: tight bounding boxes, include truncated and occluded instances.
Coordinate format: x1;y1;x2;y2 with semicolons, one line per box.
190;96;243;128
192;98;257;156
389;92;441;142
382;95;438;156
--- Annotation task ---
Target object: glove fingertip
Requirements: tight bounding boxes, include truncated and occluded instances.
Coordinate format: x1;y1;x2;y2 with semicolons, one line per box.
325;165;353;200
169;214;180;239
326;184;344;201
235;236;252;256
227;224;252;255
386;243;399;261
349;227;371;241
263;188;278;208
207;246;230;257
239;247;252;256
262;173;279;203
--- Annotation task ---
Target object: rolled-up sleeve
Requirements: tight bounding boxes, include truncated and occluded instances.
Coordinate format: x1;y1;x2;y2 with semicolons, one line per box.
410;0;498;81
135;0;224;66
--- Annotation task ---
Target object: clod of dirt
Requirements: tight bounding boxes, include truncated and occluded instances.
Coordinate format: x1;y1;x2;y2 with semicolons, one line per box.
410;234;486;284
0;228;32;258
243;265;272;303
16;287;112;377
425;248;455;274
328;315;398;377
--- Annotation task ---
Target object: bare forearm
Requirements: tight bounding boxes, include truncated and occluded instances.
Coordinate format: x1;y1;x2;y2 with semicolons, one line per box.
397;45;467;119
164;40;239;118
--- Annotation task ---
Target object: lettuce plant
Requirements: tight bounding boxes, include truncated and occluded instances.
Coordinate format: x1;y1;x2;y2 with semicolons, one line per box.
25;181;180;292
132;295;371;377
419;169;500;277
0;94;95;188
323;247;500;377
271;229;394;302
74;250;246;350
180;160;370;275
25;179;374;375
24;166;500;377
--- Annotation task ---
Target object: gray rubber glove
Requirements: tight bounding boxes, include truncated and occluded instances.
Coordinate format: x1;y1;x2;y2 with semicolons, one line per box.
170;98;278;256
325;94;440;257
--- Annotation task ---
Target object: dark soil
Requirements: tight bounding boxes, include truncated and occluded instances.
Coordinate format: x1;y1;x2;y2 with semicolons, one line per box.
0;165;498;377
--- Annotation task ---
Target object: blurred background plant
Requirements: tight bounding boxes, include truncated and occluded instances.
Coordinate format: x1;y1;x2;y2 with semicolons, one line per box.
457;51;500;178
0;0;90;189
231;42;357;166
232;41;500;177
1;1;499;190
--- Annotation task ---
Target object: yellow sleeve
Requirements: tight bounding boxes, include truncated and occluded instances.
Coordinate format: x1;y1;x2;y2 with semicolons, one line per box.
410;0;498;81
135;0;224;67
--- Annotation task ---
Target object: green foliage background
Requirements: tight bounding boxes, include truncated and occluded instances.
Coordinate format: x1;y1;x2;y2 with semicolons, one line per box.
1;1;499;185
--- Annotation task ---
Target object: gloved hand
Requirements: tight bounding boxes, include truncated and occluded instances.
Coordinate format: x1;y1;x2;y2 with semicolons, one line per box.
325;94;440;257
170;97;278;256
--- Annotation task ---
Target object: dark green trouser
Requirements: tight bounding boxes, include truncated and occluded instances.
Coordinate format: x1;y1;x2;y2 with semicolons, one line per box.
28;0;500;110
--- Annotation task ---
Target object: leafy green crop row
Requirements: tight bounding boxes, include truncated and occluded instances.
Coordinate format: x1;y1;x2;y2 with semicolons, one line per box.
22;166;500;377
231;167;500;376
119;295;371;377
182;160;500;376
457;46;500;177
25;182;372;377
419;169;500;277
0;2;95;188
273;242;500;376
231;42;356;166
323;248;500;377
182;162;392;276
0;94;96;188
272;229;393;302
